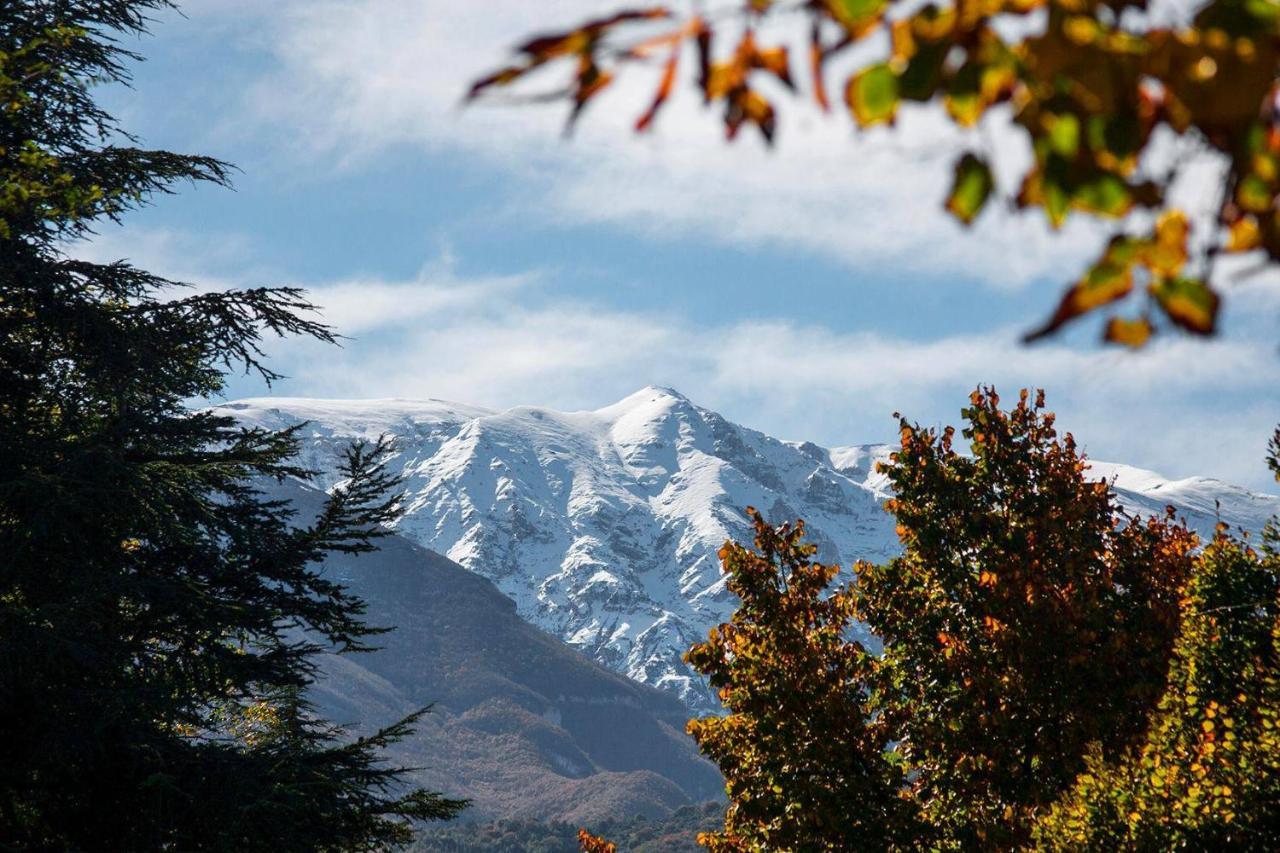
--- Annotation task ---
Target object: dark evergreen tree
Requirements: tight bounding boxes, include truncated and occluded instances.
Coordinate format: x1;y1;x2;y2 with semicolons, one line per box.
0;2;465;848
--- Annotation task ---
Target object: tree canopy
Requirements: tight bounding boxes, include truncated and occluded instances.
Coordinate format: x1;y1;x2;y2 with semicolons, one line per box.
863;389;1197;847
471;0;1280;347
1037;531;1280;850
684;510;914;851
1035;434;1280;849
0;2;465;847
671;389;1233;850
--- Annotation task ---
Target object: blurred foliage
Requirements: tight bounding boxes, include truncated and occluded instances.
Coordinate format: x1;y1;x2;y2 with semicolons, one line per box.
471;0;1280;345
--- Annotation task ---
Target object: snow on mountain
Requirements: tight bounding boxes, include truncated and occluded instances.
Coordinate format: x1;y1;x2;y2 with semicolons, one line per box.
1085;460;1280;535
215;387;1280;713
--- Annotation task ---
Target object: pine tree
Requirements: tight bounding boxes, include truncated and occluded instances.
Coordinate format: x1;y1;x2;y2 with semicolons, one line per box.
0;2;465;848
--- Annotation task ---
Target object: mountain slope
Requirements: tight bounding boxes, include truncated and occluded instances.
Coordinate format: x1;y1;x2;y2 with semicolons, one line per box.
279;481;721;823
222;388;1280;713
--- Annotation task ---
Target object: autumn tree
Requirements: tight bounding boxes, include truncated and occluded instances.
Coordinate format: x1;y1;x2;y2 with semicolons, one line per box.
861;388;1198;848
470;0;1280;346
684;511;915;852
0;2;464;847
1034;534;1280;850
1034;440;1280;850
681;389;1198;850
578;829;620;853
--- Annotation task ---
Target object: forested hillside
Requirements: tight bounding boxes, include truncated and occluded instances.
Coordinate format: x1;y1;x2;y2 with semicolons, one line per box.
275;480;721;823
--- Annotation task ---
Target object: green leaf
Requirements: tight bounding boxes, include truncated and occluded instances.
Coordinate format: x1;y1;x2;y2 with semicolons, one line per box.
946;154;994;225
1244;0;1280;23
846;63;899;127
1150;276;1220;334
1075;174;1133;218
1237;175;1272;213
1048;113;1081;158
826;0;888;31
1044;177;1070;227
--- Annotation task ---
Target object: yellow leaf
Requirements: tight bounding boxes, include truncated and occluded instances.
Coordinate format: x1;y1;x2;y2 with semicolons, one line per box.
1150;276;1219;334
1104;316;1153;347
1226;215;1262;252
1142;209;1189;276
1063;15;1100;45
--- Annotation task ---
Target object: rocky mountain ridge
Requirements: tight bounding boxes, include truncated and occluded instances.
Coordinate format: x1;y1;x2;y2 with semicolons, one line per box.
221;387;1280;713
275;479;721;822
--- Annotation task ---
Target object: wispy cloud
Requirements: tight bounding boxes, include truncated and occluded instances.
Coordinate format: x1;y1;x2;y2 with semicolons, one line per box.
217;258;1279;493
226;0;1107;290
303;266;536;336
97;5;1280;493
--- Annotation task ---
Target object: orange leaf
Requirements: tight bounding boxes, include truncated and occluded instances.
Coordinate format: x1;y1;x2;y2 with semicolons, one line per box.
1025;235;1141;341
635;44;680;131
466;65;526;99
470;8;671;100
754;44;793;87
810;21;830;112
566;60;615;131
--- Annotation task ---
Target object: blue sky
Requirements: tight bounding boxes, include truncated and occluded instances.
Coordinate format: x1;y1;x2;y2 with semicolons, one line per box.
81;0;1279;490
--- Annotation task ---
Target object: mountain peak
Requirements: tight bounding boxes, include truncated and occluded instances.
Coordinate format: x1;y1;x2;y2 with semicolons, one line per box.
597;385;693;413
220;392;1280;713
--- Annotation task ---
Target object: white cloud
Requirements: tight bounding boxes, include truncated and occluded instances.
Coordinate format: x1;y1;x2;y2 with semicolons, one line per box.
80;219;1278;491
103;5;1280;492
224;265;1277;494
303;267;535;336
218;0;1108;290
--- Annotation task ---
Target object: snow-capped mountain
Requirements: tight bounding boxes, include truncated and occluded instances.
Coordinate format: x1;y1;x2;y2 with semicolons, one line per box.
216;387;1280;713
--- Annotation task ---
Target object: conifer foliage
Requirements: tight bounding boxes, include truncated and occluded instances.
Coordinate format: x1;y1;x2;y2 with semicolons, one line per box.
0;2;464;848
